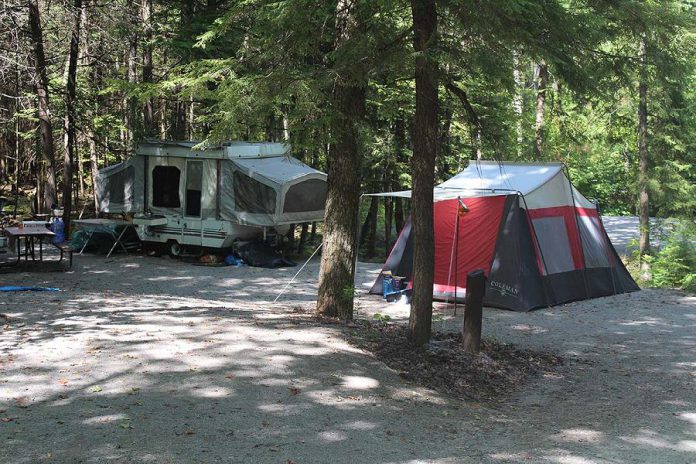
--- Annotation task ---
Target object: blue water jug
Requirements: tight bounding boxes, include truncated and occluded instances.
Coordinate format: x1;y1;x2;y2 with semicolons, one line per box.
382;275;394;298
51;218;65;244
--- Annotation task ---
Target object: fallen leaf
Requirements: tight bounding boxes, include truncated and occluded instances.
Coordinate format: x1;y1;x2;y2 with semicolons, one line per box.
58;378;69;386
225;373;235;379
89;385;103;393
288;387;300;396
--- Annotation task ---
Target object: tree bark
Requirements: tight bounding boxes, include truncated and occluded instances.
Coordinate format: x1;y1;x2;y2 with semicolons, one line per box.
27;0;57;212
638;36;650;260
359;196;377;247
316;84;365;319
297;223;309;254
394;197;404;235
384;196;392;256
409;0;438;346
126;0;139;147
534;60;548;159
141;0;155;137
62;0;84;235
316;0;367;320
512;50;524;157
360;196;378;257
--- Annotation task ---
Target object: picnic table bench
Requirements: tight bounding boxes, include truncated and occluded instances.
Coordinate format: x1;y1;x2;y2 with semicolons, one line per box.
2;225;73;269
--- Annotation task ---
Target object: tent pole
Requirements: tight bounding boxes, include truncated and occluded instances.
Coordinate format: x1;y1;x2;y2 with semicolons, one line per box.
519;192;555;308
353;194;366;318
454;197;461;316
564;166;591;300
444;204;459;323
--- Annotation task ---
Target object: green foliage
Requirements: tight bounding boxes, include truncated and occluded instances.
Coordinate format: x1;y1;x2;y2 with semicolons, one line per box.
342;284;357;302
649;220;696;292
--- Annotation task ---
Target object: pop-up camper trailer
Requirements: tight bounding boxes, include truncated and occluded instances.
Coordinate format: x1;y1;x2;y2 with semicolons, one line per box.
96;140;327;255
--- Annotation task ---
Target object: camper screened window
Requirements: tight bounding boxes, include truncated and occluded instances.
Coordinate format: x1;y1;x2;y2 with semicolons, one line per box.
283;179;327;213
152;166;181;208
185;161;203;217
233;171;276;214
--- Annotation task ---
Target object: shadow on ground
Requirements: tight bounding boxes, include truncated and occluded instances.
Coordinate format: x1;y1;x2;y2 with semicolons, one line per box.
0;254;695;463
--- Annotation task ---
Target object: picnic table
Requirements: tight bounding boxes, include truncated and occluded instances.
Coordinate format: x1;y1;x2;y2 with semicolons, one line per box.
2;226;63;267
72;218;138;258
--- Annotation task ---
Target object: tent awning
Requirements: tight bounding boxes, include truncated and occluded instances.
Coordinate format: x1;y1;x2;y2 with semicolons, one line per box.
365;187;518;201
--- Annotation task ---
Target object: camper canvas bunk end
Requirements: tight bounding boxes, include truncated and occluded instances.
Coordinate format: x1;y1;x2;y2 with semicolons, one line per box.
95;140;328;255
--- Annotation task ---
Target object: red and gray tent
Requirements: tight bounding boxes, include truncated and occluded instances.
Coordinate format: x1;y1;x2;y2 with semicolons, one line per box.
369;161;639;311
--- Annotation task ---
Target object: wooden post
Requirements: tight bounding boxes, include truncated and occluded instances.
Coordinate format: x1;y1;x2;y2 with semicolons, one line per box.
463;269;486;354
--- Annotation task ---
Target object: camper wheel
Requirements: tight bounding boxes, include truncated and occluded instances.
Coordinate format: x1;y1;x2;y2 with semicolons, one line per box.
167;240;184;258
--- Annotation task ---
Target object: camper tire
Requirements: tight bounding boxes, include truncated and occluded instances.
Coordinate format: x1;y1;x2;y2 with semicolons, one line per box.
167;240;184;258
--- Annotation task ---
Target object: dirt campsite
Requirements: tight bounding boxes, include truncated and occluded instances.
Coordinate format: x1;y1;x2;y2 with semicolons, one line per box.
1;251;695;464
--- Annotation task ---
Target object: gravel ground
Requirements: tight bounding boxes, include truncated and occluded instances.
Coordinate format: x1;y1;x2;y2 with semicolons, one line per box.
1;252;695;463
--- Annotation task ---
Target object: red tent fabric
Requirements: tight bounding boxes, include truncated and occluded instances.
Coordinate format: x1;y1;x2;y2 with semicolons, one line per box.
432;196;507;296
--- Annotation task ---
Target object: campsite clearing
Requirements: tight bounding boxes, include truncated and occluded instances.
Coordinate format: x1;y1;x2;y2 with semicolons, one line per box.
1;255;695;463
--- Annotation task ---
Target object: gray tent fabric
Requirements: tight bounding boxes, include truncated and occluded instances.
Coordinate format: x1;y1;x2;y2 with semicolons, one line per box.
95;156;144;213
218;156;327;227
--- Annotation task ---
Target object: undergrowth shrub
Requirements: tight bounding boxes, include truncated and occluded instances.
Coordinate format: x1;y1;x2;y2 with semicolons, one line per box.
631;220;696;292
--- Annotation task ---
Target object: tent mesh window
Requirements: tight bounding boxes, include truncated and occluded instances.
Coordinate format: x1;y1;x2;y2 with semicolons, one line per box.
531;216;575;274
106;166;134;205
233;171;276;214
283;179;327;213
152;166;181;208
185;161;203;217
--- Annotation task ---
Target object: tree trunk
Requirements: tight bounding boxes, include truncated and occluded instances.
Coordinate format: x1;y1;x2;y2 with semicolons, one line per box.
89;129;99;213
316;83;365;319
393;118;406;235
286;224;296;250
408;0;438;346
394;197;404;235
310;221;317;243
361;196;378;257
384;196;392;255
297;223;309;254
316;0;366;320
27;0;57;212
512;50;524;157
534;60;548;159
638;36;650;260
141;0;155;137
126;0;139;147
359;196;377;246
62;0;84;235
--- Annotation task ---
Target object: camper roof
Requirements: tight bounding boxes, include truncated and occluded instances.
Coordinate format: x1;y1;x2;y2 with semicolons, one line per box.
136;140;290;160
